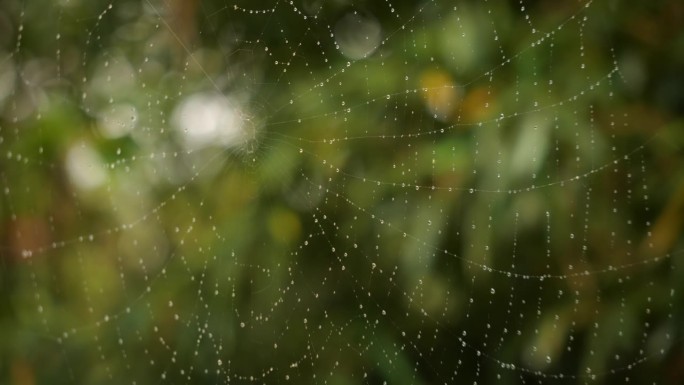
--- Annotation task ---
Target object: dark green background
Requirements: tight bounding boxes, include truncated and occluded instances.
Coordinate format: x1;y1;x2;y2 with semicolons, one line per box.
1;0;683;384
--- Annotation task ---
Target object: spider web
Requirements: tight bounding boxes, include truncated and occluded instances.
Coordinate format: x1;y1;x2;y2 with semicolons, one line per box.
1;0;682;384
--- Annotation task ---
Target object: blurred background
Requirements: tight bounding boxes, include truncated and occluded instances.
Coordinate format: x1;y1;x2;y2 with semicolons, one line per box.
1;0;683;384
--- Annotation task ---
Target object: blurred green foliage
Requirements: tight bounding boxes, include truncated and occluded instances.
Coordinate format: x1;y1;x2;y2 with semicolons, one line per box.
1;0;684;384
